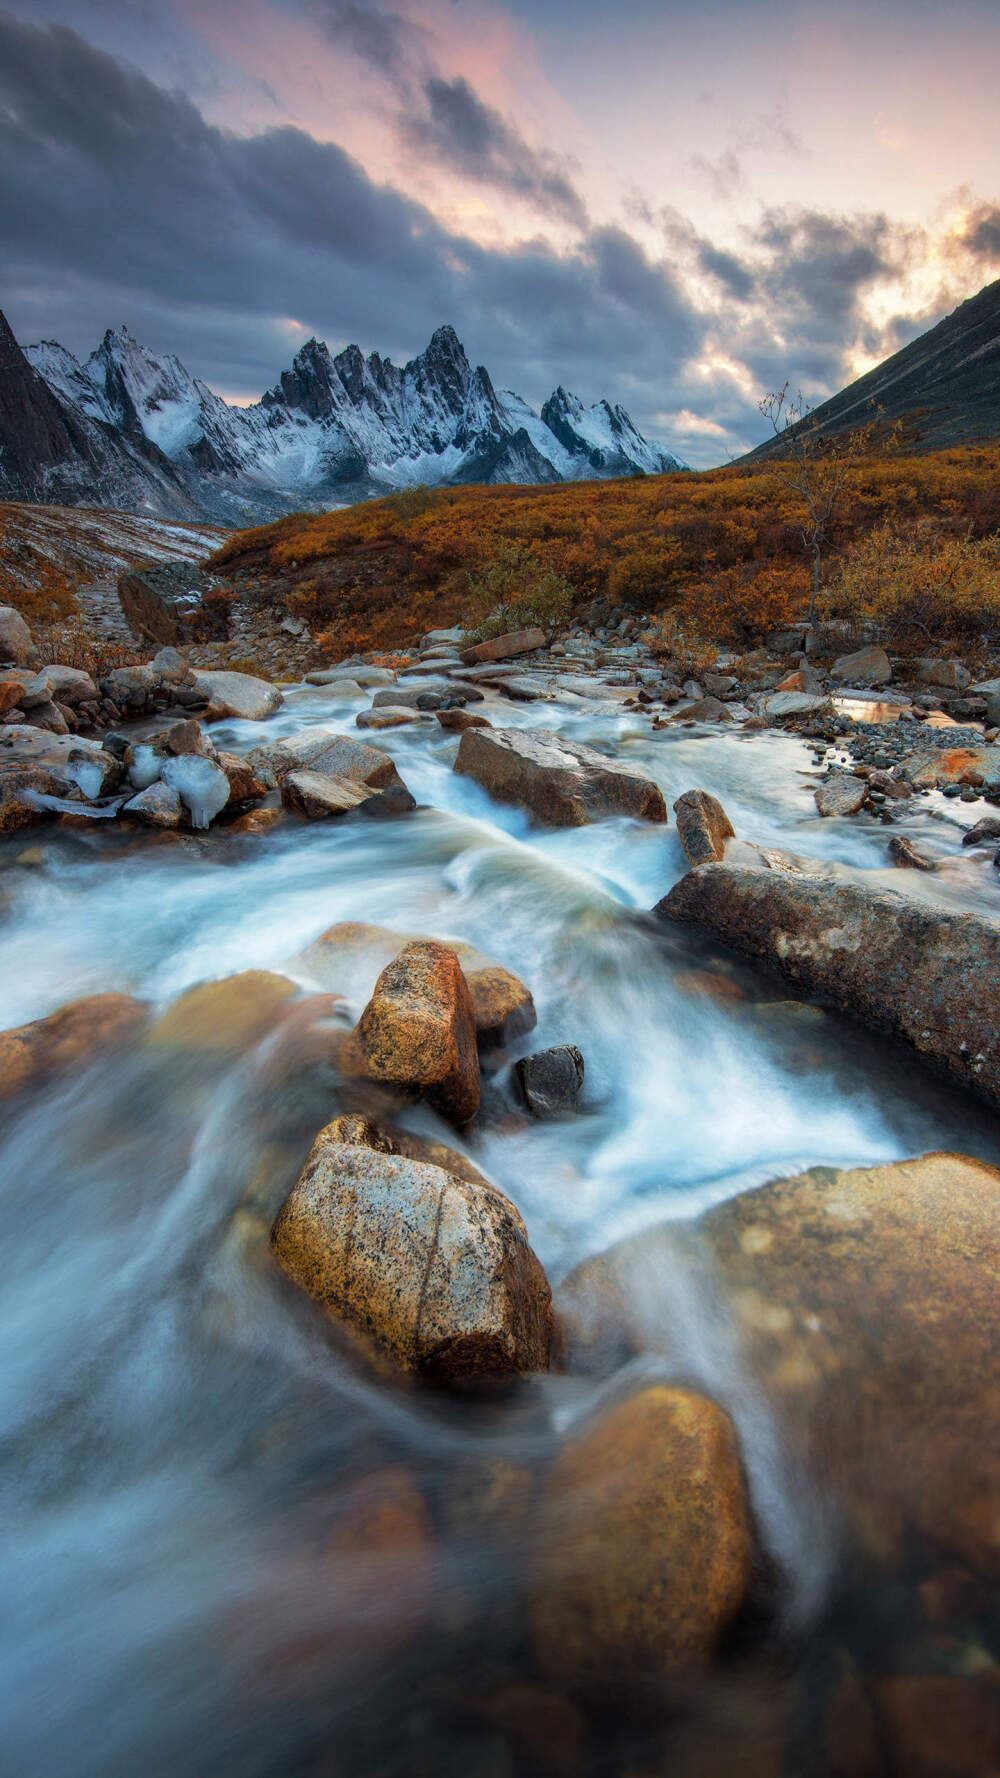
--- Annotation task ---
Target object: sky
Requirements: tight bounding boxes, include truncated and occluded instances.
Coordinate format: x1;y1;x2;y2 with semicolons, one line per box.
2;0;1000;465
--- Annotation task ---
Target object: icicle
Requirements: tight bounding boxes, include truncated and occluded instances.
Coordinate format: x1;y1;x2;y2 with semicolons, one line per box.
161;756;230;830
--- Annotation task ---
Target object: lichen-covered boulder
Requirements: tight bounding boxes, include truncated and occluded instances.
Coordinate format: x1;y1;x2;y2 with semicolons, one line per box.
0;605;32;665
270;1133;552;1379
192;669;283;721
814;773;868;817
355;940;480;1124
531;1387;752;1701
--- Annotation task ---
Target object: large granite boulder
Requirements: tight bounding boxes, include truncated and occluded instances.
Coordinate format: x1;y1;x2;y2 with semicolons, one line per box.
558;1154;1000;1577
192;670;283;722
454;726;667;827
831;646;892;685
270;1131;552;1379
0;605;32;665
249;731;408;796
117;563;227;646
280;770;410;819
658;862;1000;1109
461;627;546;664
355;940;480;1125
531;1386;752;1703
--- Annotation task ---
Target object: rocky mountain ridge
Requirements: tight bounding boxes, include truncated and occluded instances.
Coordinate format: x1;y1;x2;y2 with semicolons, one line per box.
2;312;685;522
744;274;1000;457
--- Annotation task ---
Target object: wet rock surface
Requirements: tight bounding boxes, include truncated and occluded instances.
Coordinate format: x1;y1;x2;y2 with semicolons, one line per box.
454;725;668;827
270;1131;553;1379
673;788;735;863
531;1386;752;1703
516;1045;585;1118
659;862;1000;1109
559;1154;1000;1578
355;940;481;1125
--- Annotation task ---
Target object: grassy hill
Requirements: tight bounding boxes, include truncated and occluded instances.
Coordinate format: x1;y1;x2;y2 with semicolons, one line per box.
210;443;1000;657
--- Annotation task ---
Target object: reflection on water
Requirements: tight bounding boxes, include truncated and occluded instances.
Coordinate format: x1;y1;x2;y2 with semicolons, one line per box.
2;680;998;1776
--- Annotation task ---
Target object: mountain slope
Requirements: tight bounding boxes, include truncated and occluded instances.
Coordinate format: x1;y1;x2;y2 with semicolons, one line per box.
744;276;1000;459
0;312;197;517
8;314;684;521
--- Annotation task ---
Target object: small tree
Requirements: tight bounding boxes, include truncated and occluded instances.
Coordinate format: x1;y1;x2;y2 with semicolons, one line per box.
758;385;891;627
467;541;574;640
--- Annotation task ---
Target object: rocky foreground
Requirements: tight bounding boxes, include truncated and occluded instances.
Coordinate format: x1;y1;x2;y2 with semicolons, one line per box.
3;592;1000;1773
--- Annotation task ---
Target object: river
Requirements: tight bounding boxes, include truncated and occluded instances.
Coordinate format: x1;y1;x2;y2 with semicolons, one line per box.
2;678;997;1776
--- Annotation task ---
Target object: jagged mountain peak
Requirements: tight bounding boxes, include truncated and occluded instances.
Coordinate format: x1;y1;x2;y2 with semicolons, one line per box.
6;310;686;521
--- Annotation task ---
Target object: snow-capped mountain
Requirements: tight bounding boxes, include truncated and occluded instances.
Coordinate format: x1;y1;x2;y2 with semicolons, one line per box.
6;314;686;521
0;311;199;519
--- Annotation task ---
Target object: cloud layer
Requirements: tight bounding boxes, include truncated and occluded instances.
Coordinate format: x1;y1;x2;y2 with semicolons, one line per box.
2;4;999;464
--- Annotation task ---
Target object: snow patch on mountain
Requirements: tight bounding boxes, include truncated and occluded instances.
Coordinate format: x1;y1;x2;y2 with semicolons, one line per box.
18;319;687;521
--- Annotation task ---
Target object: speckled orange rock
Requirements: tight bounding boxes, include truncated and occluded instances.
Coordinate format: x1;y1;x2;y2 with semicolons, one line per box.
355;940;480;1124
531;1386;752;1701
320;1112;496;1191
270;1134;552;1379
461;962;537;1047
301;922;536;1049
0;992;150;1100
227;806;284;836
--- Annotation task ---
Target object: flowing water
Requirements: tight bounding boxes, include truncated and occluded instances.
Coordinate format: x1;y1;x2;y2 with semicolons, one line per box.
2;681;998;1777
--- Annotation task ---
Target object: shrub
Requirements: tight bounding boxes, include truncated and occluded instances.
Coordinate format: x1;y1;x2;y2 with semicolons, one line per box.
383;485;439;524
824;524;1000;649
30;624;143;677
642;611;718;678
466;542;574;640
678;559;810;643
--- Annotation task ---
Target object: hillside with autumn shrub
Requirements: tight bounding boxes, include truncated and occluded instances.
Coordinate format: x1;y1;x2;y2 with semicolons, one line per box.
209;443;1000;658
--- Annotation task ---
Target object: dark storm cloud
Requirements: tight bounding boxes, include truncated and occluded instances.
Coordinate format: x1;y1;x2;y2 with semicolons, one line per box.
0;13;700;421
0;12;974;465
961;203;1000;260
400;73;587;225
307;0;424;85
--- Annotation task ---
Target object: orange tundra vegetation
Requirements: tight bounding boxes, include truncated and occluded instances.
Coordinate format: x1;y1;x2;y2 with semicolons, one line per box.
209;442;1000;657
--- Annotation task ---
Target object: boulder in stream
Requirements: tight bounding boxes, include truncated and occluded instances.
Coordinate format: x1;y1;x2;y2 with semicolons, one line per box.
0;992;150;1100
516;1045;584;1118
192;669;283;721
557;1153;1000;1578
814;773;867;817
658;861;1000;1109
355;940;480;1125
673;789;735;864
122;779;183;828
147;971;299;1054
454;726;667;828
531;1386;752;1703
461;627;547;664
270;1129;552;1379
299;923;535;1050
